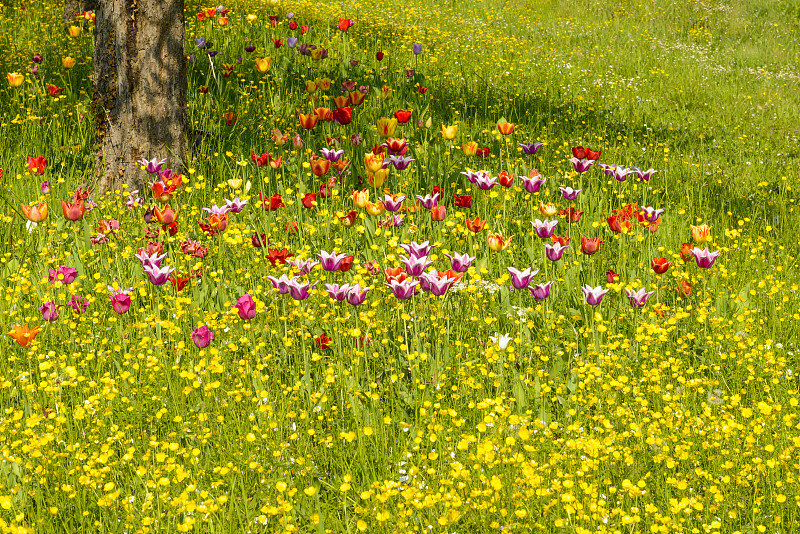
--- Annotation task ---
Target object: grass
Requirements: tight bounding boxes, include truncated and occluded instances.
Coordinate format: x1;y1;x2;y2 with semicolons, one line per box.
0;0;798;532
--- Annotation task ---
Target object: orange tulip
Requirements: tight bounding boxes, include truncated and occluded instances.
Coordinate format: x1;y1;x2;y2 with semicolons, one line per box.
539;202;558;217
690;224;711;243
8;324;41;347
430;205;447;221
364;152;385;173
314;107;333;121
497;121;515;135
154;204;180;225
298;112;319;130
309;155;331;177
348;90;365;106
352;189;369;209
333;95;349;109
365;200;385;217
6;72;24;88
465;217;486;233
62;200;85;221
21;202;49;222
488;232;512;251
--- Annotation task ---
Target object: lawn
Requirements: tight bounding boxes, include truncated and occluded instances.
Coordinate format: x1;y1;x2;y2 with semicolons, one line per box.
0;0;799;532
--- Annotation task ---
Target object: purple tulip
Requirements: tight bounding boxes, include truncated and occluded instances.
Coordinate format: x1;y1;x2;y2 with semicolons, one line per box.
325;283;352;301
143;264;175;285
691;247;722;269
192;326;215;349
519;142;543;156
320;148;344;162
32;54;43;64
400;255;433;277
640;206;665;222
530;281;553;301
399;241;436;259
520;173;545;193
419;272;450;296
48;265;79;285
383;194;406;212
224;197;249;213
532;219;558;239
135;251;167;269
474;174;497;191
412;43;423;55
582;285;609;306
40;181;51;194
318;250;348;271
559;186;582;201
444;252;475;273
386;279;419;299
245;46;256;53
67;295;89;314
287;279;316;301
507;267;538;290
110;293;131;314
287;37;298;48
286;259;320;275
266;275;298;294
545;243;568;262
138;157;167;174
39;300;60;322
569;158;594;173
346;284;369;305
232;294;257;320
387;155;415;171
415;194;440;210
598;164;632;181
625;288;655;308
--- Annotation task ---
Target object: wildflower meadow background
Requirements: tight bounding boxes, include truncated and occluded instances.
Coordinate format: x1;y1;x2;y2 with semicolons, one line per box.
1;0;799;532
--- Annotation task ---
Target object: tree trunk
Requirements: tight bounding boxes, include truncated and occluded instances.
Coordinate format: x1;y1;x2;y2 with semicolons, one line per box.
64;0;97;22
93;0;186;194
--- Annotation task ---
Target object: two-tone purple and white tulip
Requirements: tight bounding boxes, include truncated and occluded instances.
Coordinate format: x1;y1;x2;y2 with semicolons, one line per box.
691;247;722;269
640;206;665;223
267;274;299;294
507;267;538;290
346;284;369;305
287;258;320;275
569;158;595;173
559;186;582;201
444;252;476;273
386;279;419;299
518;142;543;156
532;219;558;239
631;167;659;182
545;242;568;262
399;241;436;258
325;283;352;301
530;281;553;301
135;251;167;269
415;193;440;210
318;250;349;271
400;255;434;277
474;173;498;191
143;263;175;285
419;272;451;296
625;288;655;308
582;284;610;306
520;172;546;193
287;279;317;301
383;194;406;212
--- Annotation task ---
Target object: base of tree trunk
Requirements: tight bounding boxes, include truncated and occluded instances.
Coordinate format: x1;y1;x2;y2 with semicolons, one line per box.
93;0;187;195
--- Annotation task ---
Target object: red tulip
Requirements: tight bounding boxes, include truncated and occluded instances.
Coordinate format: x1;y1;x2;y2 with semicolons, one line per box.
62;200;85;221
394;109;412;124
651;258;672;275
333;106;352;125
580;236;603;255
302;193;317;209
338;18;354;31
606;269;619;284
453;194;472;208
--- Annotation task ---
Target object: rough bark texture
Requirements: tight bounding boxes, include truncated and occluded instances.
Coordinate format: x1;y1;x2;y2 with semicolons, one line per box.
93;0;186;194
64;0;97;22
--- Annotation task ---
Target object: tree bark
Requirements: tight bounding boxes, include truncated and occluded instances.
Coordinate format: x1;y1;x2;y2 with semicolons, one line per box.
93;0;186;194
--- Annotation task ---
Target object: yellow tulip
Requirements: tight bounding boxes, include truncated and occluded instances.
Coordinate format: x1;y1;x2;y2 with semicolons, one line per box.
462;141;478;157
365;201;385;217
352;189;369;209
441;124;458;140
68;25;82;38
367;169;389;188
62;57;77;69
364;153;385;173
6;72;24;88
255;57;272;73
376;117;398;138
